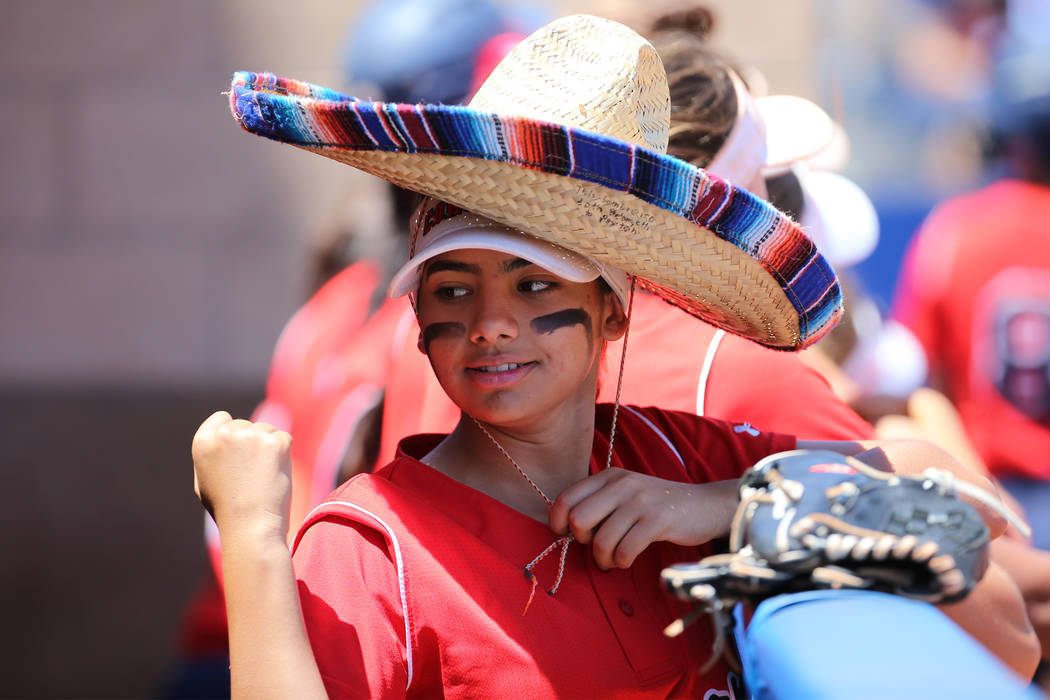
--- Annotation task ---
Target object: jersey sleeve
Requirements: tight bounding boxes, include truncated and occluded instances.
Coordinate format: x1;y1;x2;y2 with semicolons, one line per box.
703;333;876;441
293;516;410;699
633;406;798;482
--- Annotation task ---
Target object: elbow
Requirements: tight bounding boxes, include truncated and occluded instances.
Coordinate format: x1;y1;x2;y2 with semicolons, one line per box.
998;608;1042;682
940;562;1042;681
1000;613;1042;682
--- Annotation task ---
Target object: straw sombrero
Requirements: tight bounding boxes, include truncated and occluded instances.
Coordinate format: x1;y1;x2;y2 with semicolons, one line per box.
229;14;841;350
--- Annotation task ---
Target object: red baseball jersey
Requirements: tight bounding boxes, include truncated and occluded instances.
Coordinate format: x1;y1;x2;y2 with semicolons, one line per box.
292;404;796;698
893;179;1050;479
377;290;873;467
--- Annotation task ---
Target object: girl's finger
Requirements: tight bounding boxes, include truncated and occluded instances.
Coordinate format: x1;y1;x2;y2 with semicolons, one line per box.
591;507;640;568
549;469;623;534
195;410;233;440
610;518;663;569
562;479;635;542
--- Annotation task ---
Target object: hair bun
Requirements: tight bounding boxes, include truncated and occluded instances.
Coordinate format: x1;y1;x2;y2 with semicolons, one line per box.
649;6;715;40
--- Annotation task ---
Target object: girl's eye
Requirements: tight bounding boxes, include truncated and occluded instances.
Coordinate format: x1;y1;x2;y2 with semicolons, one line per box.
436;286;469;299
519;279;555;293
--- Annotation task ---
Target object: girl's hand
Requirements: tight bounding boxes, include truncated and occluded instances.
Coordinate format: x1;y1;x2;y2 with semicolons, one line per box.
191;410;293;540
548;469;738;569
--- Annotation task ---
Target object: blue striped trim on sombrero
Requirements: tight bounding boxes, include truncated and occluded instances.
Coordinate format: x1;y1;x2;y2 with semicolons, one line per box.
230;71;842;347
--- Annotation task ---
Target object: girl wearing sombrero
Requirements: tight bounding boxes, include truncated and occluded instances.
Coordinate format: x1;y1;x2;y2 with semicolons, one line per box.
192;15;1034;698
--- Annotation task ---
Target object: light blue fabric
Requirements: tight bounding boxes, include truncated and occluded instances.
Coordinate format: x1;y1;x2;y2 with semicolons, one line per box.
737;590;1039;699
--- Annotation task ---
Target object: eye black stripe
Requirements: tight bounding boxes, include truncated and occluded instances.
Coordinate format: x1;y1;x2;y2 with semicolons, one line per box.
530;308;591;335
421;322;466;353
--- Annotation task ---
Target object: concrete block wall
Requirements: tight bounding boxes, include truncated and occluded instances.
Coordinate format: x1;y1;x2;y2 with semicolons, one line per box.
0;2;369;696
0;0;366;389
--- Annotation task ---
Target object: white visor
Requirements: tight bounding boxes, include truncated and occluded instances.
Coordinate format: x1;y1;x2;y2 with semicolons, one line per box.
388;213;631;307
756;95;836;177
704;70;768;191
705;81;837;190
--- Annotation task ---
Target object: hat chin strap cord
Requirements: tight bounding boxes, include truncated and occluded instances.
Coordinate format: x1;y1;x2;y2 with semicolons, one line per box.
603;275;636;472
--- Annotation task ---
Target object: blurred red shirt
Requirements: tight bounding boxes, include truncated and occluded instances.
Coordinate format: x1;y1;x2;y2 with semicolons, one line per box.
893;179;1050;479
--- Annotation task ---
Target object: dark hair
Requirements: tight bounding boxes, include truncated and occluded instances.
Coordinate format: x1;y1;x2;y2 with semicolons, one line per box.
763;170;806;221
649;5;716;36
987;95;1050;185
648;7;740;167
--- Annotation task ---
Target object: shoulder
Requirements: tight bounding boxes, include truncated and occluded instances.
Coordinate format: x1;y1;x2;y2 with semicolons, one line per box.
608;403;779;439
703;334;875;440
599;404;796;481
292;460;416;557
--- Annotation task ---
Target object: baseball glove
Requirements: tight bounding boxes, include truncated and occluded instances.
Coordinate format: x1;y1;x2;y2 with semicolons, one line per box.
662;449;999;621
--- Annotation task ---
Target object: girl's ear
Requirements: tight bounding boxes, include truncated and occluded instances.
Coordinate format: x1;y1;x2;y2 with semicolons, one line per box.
599;291;629;341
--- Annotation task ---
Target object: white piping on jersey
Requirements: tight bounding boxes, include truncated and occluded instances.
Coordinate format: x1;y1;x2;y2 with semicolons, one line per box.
303;500;415;692
696;329;726;416
623;405;685;467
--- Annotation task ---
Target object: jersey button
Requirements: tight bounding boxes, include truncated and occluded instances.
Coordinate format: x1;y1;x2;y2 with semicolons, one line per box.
618;598;635;617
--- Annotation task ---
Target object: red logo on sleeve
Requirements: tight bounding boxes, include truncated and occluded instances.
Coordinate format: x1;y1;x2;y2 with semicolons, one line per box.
809;463;857;475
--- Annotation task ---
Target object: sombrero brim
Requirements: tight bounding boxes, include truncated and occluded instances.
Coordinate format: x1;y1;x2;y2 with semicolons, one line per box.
229;71;842;350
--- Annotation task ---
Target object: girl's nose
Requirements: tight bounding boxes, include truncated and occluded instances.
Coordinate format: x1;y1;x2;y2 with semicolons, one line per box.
469;290;519;345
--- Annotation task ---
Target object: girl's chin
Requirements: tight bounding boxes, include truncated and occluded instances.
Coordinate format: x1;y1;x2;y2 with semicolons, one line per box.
462;393;593;432
462;402;535;429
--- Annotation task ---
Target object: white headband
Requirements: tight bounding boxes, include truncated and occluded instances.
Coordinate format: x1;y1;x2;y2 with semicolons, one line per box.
705;70;768;191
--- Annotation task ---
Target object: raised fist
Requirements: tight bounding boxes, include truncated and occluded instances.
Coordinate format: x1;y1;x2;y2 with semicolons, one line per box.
192;411;293;538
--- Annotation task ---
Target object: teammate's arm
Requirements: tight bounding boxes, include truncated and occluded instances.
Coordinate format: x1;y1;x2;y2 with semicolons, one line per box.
797;438;1040;679
192;411;328;700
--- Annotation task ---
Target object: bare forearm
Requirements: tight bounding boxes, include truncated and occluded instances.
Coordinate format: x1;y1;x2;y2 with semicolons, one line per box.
938;562;1040;680
684;479;740;543
797;438;1008;538
991;537;1050;660
793;439;1038;673
221;525;328;700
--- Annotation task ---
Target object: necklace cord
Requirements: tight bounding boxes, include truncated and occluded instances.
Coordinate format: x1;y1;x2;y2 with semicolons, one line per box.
472;417;573;610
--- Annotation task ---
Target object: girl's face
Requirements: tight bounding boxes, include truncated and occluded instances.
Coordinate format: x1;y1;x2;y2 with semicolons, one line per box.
416;248;626;430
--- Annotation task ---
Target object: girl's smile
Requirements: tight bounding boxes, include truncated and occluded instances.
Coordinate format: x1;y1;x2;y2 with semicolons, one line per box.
465;358;538;389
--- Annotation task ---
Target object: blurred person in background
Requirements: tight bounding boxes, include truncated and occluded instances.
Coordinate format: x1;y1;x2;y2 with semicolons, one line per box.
312;0;542;291
893;24;1050;546
890;14;1050;680
765;125;1050;682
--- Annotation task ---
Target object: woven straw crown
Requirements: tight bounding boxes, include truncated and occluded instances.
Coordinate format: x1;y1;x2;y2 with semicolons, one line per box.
228;14;842;349
469;16;669;152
